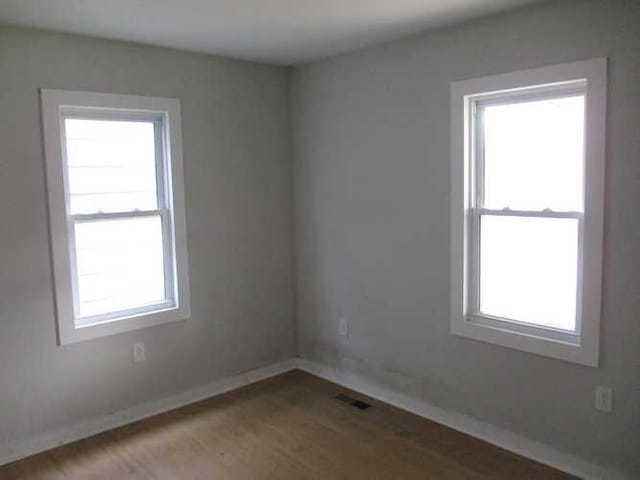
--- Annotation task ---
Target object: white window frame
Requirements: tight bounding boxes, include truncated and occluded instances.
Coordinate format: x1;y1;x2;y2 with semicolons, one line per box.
450;58;606;367
41;89;191;345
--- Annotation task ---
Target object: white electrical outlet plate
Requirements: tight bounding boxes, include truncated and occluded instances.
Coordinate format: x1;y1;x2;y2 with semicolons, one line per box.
133;342;146;363
595;386;613;412
339;318;348;337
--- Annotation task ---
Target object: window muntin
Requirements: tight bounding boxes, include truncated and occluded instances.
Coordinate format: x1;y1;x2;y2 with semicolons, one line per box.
470;87;586;334
61;113;175;326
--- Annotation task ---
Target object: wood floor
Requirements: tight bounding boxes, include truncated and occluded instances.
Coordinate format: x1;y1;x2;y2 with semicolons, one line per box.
1;370;576;479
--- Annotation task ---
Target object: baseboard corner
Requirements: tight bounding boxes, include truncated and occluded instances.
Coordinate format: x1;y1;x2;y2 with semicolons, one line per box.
294;357;633;480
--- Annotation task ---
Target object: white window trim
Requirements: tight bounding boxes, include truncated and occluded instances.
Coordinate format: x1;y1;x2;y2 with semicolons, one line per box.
41;89;191;345
450;58;607;367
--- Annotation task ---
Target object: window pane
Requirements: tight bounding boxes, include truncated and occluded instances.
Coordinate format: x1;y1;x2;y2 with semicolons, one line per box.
479;215;578;331
74;216;167;320
482;95;584;211
65;118;158;214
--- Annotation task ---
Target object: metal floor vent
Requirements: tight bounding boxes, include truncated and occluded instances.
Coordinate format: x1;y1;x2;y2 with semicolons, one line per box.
335;393;371;410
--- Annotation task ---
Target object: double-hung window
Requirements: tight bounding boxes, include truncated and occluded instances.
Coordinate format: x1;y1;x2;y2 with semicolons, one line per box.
41;90;190;344
450;59;606;366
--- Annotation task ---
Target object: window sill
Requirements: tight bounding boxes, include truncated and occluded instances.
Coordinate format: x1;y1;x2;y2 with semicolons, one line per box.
58;304;190;345
451;314;598;367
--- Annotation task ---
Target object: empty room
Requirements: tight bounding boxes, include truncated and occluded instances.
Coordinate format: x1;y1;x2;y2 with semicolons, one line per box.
0;0;638;478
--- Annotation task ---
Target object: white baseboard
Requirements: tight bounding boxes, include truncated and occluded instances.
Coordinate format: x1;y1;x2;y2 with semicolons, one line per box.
2;357;632;480
295;358;633;480
0;358;297;467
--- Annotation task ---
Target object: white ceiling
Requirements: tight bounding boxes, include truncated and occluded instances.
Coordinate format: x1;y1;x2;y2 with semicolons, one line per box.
0;0;543;65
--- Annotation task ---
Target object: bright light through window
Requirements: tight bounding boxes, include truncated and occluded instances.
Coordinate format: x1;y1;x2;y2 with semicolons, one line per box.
74;216;166;320
479;216;579;330
63;117;173;324
65;119;159;214
483;96;585;212
477;94;585;332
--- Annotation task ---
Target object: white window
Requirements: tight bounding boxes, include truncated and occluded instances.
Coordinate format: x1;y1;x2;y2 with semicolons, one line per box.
450;59;606;366
41;90;190;344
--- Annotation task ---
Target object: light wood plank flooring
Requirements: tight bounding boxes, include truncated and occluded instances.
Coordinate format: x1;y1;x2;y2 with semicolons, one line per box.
1;370;576;479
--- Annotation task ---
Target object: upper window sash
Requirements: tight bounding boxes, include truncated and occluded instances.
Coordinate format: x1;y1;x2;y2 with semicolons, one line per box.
60;109;169;217
471;85;587;215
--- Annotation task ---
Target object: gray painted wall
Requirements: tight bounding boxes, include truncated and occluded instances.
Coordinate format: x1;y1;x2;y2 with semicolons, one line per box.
1;0;639;475
0;27;294;450
292;0;640;474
